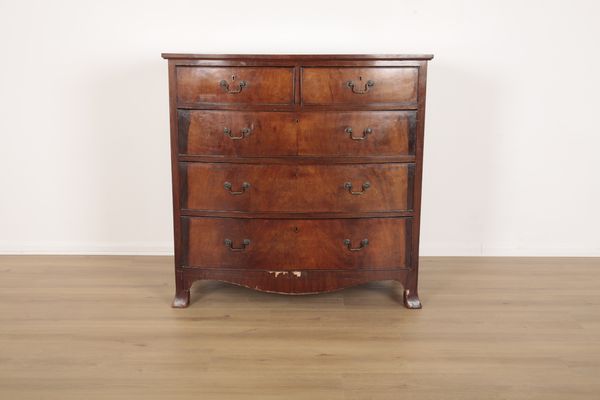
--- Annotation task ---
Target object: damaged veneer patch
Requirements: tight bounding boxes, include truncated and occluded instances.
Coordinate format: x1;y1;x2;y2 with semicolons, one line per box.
269;271;302;278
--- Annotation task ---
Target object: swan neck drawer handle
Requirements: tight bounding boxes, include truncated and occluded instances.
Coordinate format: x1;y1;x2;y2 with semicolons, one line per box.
224;239;251;252
344;238;369;251
223;181;250;195
345;127;372;140
219;75;247;94
344;181;370;195
345;77;375;94
224;127;252;140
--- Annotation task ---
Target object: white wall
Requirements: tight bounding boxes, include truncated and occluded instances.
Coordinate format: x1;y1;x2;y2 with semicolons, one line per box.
1;0;599;256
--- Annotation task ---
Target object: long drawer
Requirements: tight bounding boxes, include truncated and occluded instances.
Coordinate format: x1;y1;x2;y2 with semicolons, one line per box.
180;163;414;213
178;110;416;157
183;217;412;270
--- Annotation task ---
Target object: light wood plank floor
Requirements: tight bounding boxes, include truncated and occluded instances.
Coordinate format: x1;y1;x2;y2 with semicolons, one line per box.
0;256;599;399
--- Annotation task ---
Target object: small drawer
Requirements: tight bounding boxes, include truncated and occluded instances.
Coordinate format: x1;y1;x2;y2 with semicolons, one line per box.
180;163;414;213
301;67;418;105
178;110;297;156
176;66;294;105
298;111;416;156
183;217;412;270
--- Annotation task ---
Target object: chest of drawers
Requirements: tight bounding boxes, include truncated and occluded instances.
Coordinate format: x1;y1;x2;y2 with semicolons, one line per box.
162;54;433;308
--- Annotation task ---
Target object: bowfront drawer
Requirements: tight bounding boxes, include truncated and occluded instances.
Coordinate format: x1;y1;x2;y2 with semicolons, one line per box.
176;66;294;105
178;110;416;157
183;217;412;270
180;163;414;212
301;67;418;106
178;110;297;156
298;111;416;156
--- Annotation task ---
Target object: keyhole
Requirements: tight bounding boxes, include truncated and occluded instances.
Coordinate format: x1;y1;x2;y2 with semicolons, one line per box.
231;75;236;81
293;226;300;233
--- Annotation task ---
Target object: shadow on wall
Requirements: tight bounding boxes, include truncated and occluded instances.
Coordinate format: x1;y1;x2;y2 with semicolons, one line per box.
420;61;502;256
83;57;173;253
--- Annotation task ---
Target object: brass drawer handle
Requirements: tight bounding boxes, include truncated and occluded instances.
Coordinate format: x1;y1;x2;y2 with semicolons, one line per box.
344;181;370;195
346;77;375;94
224;239;250;252
345;127;372;140
219;75;247;94
224;127;252;140
344;238;369;251
224;181;250;195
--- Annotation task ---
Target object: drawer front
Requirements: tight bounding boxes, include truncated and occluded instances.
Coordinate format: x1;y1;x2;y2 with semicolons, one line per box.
179;110;415;157
176;67;294;105
184;217;411;270
298;111;416;156
178;110;297;156
181;163;414;212
301;67;418;105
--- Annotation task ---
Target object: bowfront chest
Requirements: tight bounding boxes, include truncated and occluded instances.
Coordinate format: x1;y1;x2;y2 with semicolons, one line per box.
161;54;433;308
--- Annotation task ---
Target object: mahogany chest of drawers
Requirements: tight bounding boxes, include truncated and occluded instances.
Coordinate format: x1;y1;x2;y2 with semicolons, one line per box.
161;54;433;308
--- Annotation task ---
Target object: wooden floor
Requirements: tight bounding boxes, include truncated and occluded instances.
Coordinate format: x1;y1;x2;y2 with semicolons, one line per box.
1;256;599;399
